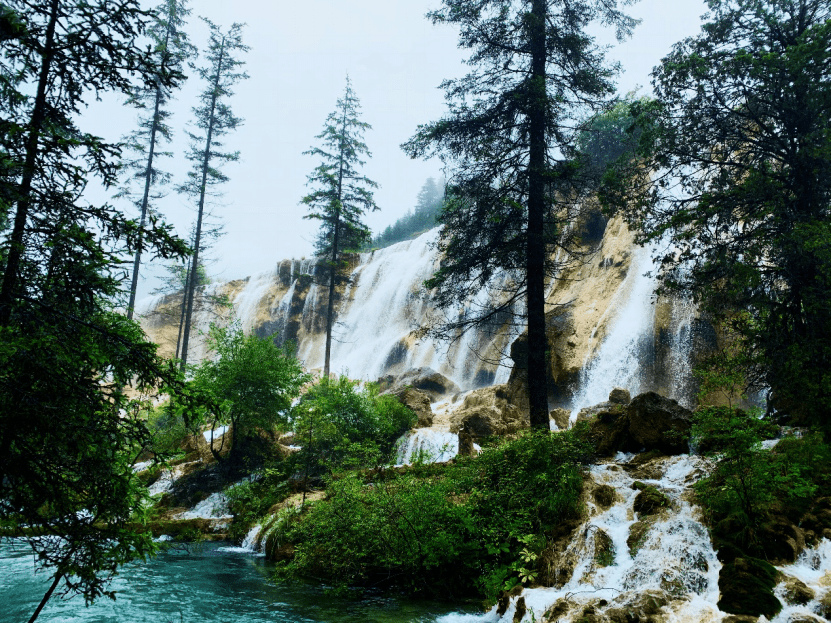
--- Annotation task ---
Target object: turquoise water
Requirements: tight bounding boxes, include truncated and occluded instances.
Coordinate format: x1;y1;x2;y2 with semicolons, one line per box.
0;540;480;623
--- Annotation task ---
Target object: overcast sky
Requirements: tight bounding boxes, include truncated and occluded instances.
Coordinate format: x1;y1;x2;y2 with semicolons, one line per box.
81;0;708;303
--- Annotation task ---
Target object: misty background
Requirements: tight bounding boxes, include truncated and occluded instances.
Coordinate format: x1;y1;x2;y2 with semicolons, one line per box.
80;0;707;305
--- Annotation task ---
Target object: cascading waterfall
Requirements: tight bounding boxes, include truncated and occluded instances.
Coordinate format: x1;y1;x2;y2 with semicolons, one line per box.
569;245;659;414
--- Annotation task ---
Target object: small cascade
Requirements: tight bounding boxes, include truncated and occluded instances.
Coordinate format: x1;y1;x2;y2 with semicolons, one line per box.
440;454;726;623
664;295;698;409
395;429;459;465
174;491;232;520
772;540;831;623
240;524;262;552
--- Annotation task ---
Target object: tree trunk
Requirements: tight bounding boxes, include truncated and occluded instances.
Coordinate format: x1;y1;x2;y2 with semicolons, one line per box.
525;0;550;429
0;0;60;327
180;37;225;371
323;103;349;379
27;571;63;623
175;261;191;360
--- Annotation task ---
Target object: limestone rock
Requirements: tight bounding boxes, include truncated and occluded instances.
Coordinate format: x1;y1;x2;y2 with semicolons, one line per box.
718;557;782;618
457;427;476;457
609;387;631;404
390;387;434;427
627;392;692;454
448;385;529;439
633;486;670;517
604;590;669;623
549;407;570;430
818;590;831;619
721;616;759;623
382;367;460;402
758;518;805;564
592;484;616;510
576;401;625;424
781;576;815;605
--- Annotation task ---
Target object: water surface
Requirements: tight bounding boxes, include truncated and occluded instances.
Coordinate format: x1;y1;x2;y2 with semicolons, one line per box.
0;540;477;623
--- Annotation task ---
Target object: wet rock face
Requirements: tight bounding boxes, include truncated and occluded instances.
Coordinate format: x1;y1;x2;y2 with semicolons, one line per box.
448;384;529;439
626;392;692;454
381;367;460;402
717;557;783;618
781;576;816;605
633;486;671;517
389;387;433;427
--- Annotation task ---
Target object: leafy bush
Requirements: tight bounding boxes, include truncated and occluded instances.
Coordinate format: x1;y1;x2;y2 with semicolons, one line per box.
273;428;591;602
290;376;416;476
692;406;831;551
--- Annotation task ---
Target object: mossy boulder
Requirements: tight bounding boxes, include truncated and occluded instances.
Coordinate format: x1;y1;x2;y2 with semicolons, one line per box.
626;392;692;454
633;486;670;516
717;557;782;618
592;484;616;509
781;576;815;605
391;387;434;427
627;516;657;556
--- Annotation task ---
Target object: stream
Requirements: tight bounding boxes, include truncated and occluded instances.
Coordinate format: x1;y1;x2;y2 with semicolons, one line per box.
0;541;477;623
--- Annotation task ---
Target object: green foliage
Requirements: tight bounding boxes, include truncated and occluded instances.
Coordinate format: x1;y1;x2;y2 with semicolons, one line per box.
273;428;591;602
290;376;416;476
693;407;831;551
225;470;292;541
0;0;191;614
575;95;648;177
187;319;310;462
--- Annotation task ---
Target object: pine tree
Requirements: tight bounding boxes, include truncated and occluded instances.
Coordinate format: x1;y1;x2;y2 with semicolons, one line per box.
403;0;638;428
120;0;195;320
178;20;248;371
302;77;379;379
0;2;189;620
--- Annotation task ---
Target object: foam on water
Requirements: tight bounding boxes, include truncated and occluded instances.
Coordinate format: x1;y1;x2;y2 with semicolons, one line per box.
174;491;232;520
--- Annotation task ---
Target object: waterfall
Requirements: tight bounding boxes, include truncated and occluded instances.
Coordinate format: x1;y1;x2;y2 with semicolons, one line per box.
394;429;460;465
570;245;659;414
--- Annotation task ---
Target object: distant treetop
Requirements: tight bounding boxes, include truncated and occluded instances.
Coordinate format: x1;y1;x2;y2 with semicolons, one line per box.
368;176;445;249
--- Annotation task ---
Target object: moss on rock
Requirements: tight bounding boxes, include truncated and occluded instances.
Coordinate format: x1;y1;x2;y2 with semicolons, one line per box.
717;557;782;618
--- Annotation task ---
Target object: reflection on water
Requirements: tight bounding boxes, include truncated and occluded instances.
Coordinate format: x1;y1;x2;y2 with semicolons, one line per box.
0;540;475;623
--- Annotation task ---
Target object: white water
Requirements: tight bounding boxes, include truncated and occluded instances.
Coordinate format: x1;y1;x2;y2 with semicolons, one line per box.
570;245;659;415
440;454;726;623
395;428;459;465
772;540;831;623
174;491;232;520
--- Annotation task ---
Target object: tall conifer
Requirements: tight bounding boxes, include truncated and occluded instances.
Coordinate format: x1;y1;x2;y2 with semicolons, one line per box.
120;0;195;319
404;0;637;428
178;20;248;370
302;77;379;379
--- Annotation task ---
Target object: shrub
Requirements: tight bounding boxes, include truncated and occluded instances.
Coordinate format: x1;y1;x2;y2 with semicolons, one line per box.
273;428;592;602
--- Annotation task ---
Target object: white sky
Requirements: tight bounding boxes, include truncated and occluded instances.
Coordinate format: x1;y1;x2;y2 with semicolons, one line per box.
80;0;708;302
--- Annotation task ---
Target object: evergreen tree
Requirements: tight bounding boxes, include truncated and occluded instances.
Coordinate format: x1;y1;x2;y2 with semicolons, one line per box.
302;77;379;379
120;0;195;320
178;20;248;371
403;0;638;428
0;1;189;620
604;0;831;424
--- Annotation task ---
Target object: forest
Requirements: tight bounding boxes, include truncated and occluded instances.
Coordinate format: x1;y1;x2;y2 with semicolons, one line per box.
1;1;830;622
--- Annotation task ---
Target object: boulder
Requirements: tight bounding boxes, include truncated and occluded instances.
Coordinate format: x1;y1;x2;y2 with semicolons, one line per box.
592;484;616;510
604;590;668;623
575;401;625;424
457;427;476;457
390;387;434;427
586;410;636;456
757;517;805;564
633;486;670;517
549;407;570;430
448;385;529;439
627;516;657;556
819;591;831;619
626;392;693;454
781;576;815;605
718;557;782;618
381;367;460;402
608;387;631;404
